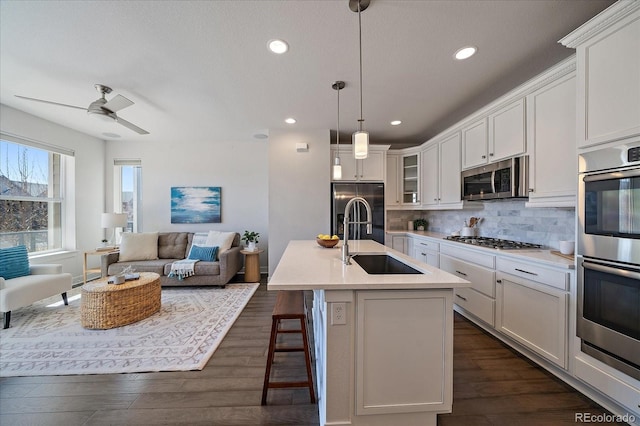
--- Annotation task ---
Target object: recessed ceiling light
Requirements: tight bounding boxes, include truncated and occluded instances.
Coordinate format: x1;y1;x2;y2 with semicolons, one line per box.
285;117;296;124
253;133;268;140
268;39;289;54
390;120;402;126
454;46;477;60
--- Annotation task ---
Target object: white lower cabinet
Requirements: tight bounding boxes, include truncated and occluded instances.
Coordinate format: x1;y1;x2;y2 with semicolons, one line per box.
411;238;439;267
495;258;569;369
440;245;496;327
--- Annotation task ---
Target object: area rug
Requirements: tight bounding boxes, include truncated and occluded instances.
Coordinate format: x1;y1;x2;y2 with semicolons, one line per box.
0;283;259;377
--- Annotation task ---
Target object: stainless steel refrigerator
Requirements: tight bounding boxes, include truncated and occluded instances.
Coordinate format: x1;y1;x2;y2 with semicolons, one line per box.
331;183;385;244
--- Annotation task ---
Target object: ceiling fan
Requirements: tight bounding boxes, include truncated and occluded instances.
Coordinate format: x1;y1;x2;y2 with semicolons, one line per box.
15;84;149;135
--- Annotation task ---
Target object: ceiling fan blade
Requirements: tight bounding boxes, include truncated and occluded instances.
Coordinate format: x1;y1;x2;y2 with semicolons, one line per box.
15;95;86;110
116;117;149;135
102;94;134;113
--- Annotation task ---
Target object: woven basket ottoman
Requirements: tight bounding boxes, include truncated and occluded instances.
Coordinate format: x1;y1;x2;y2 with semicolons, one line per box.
81;272;161;329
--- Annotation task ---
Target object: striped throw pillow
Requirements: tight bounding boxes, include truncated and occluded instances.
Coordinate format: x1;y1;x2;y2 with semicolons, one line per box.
0;245;30;279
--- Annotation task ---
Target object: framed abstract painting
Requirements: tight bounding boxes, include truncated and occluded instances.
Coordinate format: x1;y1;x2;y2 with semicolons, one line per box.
171;186;221;224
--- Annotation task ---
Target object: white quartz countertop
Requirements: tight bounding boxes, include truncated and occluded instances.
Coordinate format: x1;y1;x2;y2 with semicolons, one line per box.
387;230;575;270
268;240;471;291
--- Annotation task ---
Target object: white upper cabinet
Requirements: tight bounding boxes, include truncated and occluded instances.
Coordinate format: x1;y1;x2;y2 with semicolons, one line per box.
421;144;439;207
462;99;526;170
385;153;401;206
526;69;577;207
422;132;462;209
488;99;526;161
401;152;420;205
462;118;488;169
561;2;640;148
331;145;388;182
439;133;462;205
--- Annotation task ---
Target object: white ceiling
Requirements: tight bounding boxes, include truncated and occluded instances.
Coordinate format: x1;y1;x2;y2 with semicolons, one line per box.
0;0;614;149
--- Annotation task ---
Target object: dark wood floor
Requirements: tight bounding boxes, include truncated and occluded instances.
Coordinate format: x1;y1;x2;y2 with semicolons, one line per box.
0;279;620;425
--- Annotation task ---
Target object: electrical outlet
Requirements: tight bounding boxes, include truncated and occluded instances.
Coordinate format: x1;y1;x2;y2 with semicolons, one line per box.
331;302;347;325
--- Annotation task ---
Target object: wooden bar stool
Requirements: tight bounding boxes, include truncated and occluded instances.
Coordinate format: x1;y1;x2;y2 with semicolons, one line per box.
261;290;316;405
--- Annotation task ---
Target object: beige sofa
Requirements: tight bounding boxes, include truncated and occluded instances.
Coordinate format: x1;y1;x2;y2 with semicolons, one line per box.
101;232;243;287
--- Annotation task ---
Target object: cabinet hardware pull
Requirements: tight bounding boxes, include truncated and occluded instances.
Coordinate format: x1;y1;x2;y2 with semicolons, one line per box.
421;252;426;256
481;155;486;159
455;270;467;276
434;198;438;201
515;268;538;276
456;294;467;301
496;279;502;283
529;188;534;192
489;153;494;157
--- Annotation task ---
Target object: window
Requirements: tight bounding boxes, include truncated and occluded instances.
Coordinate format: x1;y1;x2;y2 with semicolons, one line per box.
0;137;72;253
114;160;142;234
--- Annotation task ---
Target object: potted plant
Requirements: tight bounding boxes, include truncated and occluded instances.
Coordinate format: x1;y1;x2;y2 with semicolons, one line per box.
242;231;260;252
414;218;428;231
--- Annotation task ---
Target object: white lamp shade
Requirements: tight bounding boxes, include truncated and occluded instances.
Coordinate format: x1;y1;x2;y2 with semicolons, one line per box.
101;213;128;228
333;164;342;180
353;130;369;159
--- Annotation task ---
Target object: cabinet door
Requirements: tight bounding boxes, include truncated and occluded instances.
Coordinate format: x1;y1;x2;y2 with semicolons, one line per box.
336;149;358;181
421;144;439;206
462;118;488;169
496;273;567;368
402;154;420;204
439;133;461;204
579;16;640;147
391;236;406;254
489;99;526;161
359;150;385;181
527;73;577;204
386;154;400;205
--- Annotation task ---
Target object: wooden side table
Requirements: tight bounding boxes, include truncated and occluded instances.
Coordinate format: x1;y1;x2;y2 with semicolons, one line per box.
241;249;264;283
83;249;118;284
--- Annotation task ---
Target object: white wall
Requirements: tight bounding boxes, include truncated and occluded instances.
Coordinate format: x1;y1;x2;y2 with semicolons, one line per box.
105;137;269;270
1;104;105;283
268;128;331;276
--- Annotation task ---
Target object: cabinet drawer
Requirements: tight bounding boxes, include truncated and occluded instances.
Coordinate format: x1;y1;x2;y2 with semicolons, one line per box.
440;254;495;297
413;239;439;252
496;257;568;291
454;287;495;327
440;244;495;269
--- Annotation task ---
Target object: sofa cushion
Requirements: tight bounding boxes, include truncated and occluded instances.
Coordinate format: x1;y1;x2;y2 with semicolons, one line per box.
188;245;218;262
0;245;30;280
119;232;159;262
205;231;236;259
109;259;174;276
162;260;220;276
158;232;191;259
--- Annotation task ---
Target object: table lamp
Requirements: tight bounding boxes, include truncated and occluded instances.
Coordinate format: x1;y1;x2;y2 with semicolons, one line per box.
101;213;128;245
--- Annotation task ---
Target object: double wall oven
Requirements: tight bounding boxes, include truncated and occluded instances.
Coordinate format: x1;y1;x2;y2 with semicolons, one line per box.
577;140;640;380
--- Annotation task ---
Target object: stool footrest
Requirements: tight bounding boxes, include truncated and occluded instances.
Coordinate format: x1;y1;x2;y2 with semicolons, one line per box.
262;290;316;406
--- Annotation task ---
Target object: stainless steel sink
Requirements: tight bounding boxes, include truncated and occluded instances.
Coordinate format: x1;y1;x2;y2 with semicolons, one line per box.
351;254;423;275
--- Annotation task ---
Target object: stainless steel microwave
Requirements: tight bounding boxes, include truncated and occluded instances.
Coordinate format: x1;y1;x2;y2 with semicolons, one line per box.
461;156;529;201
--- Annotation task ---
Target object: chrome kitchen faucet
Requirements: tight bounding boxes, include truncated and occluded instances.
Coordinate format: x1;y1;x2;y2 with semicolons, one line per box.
342;196;372;265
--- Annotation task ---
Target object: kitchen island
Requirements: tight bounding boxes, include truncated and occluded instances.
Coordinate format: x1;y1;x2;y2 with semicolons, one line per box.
268;240;470;426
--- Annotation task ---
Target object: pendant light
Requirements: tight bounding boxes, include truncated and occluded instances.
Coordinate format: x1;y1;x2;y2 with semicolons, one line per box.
332;81;345;180
351;0;370;159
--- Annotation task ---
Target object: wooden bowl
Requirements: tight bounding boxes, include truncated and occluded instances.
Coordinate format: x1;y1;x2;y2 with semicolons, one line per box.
316;238;339;248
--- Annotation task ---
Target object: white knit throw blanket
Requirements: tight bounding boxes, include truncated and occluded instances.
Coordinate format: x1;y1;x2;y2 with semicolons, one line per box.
169;259;199;280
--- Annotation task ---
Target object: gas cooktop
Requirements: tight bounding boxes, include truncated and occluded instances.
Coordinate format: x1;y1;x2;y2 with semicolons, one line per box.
444;236;542;250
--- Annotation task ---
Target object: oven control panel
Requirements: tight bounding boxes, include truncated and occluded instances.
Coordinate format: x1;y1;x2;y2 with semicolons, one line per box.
628;146;640;163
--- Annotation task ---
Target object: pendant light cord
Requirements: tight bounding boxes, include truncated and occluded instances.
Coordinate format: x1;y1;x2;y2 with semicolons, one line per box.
358;0;364;128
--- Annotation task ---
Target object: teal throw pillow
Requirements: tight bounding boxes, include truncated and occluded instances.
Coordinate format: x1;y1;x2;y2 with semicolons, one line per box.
0;245;31;279
188;245;218;262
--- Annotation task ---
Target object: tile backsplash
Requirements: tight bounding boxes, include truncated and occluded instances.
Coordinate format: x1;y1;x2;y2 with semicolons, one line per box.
386;200;575;250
